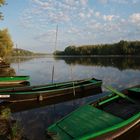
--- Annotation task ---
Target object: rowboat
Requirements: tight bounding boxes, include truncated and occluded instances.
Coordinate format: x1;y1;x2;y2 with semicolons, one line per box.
0;76;30;85
0;87;102;113
0;78;102;102
46;85;140;140
0;81;30;88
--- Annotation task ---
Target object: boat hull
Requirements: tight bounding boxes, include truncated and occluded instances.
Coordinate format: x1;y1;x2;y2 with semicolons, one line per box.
0;87;102;113
46;85;140;140
0;76;30;85
91;116;140;140
0;81;30;88
0;78;102;102
0;80;28;85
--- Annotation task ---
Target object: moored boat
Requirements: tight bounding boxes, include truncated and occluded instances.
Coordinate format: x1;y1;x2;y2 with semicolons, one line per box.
0;81;30;89
46;85;140;140
0;76;30;85
0;87;102;113
0;77;102;102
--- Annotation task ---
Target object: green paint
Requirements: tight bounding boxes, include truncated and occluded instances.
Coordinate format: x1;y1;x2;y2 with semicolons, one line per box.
77;112;140;140
0;76;29;82
0;79;101;95
128;87;140;93
105;86;135;103
47;86;140;140
99;95;119;105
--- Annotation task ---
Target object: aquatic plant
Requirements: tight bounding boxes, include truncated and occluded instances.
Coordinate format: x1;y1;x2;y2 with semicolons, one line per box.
0;107;24;140
0;107;11;120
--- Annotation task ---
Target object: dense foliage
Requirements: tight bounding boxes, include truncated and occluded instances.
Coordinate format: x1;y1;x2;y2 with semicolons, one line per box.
0;29;13;57
0;0;5;19
54;40;140;55
0;1;14;58
0;0;5;6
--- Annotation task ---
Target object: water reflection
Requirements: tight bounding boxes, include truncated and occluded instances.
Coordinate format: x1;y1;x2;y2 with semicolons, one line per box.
0;56;139;140
9;56;46;64
54;56;140;70
12;93;106;140
0;67;16;76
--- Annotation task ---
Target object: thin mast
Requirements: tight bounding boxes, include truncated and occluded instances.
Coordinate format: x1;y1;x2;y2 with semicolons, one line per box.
54;24;58;52
52;24;58;83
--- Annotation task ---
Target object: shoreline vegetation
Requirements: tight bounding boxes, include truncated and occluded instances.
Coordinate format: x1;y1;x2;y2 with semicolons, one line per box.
0;107;24;140
53;40;140;56
12;48;47;56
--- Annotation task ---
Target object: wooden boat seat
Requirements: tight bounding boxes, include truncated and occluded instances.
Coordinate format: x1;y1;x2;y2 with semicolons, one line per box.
128;87;140;93
102;98;140;119
54;105;123;139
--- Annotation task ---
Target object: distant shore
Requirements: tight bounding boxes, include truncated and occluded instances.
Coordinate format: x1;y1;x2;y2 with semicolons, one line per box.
9;54;140;58
53;40;140;56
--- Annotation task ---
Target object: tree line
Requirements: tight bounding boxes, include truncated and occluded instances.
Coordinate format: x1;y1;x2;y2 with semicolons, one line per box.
12;48;35;56
54;40;140;55
12;48;47;56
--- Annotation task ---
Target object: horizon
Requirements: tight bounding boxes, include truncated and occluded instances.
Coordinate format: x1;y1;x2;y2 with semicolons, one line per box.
1;0;140;53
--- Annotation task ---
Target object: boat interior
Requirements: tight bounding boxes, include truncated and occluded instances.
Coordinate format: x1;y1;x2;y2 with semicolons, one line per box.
0;79;99;92
97;88;140;120
33;79;100;90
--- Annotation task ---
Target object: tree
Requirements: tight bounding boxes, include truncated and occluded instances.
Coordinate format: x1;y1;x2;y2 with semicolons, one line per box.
0;0;5;5
0;0;13;58
0;0;5;20
54;40;140;56
0;29;13;57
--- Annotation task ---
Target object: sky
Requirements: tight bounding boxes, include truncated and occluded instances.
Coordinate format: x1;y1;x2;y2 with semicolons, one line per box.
0;0;140;53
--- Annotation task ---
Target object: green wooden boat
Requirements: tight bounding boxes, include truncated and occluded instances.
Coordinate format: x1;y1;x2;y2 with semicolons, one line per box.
0;76;30;85
0;81;30;88
47;85;140;140
0;78;102;102
0;87;102;113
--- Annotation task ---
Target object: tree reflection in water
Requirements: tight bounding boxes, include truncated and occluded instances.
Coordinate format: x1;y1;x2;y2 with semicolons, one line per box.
0;67;16;76
54;56;140;70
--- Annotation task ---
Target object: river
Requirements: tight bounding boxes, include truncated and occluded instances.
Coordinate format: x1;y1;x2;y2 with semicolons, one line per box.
1;56;140;140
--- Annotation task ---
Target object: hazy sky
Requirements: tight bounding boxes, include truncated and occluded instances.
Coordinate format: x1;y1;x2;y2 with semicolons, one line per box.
1;0;140;53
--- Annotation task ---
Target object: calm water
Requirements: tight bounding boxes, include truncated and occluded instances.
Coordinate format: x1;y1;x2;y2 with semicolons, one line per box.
1;56;140;140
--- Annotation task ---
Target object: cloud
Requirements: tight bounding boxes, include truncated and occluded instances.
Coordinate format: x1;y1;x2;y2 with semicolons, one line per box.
21;0;95;28
18;0;140;52
32;0;50;7
132;0;140;4
103;15;119;21
80;0;88;6
130;13;140;26
34;30;56;42
110;0;128;4
99;0;136;4
98;0;108;4
79;12;85;18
